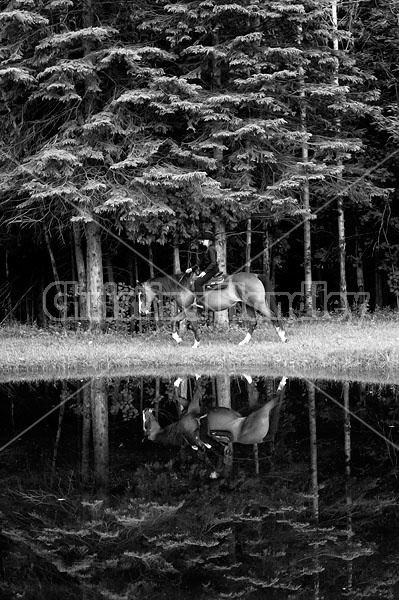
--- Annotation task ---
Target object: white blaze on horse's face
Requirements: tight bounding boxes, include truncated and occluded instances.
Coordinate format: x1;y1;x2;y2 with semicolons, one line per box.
140;283;154;315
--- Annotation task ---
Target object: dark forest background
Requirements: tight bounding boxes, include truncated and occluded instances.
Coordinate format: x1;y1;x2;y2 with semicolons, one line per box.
1;0;399;326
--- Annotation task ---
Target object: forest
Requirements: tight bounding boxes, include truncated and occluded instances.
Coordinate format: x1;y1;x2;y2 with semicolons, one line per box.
1;0;399;328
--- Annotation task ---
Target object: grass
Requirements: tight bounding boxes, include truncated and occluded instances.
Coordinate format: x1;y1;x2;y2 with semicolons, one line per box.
1;313;399;383
0;313;399;382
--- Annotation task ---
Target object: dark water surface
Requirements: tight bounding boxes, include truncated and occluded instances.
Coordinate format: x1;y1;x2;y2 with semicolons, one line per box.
0;373;398;600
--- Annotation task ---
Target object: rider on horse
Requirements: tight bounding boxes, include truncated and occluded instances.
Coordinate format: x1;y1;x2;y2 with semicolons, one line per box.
186;230;220;301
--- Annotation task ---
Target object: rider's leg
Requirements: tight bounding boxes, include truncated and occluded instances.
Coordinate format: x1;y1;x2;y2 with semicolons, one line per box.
193;276;205;308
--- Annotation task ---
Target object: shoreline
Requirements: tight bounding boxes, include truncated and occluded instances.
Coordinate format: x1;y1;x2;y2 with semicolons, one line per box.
1;318;399;384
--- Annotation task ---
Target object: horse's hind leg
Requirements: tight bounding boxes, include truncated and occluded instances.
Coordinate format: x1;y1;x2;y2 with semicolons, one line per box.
255;300;287;343
239;305;257;345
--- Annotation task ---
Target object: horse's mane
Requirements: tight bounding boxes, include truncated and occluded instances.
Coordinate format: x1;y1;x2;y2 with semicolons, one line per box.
145;272;192;293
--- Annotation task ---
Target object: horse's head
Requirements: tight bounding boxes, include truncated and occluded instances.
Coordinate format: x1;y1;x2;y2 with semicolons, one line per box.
142;408;160;440
138;281;157;315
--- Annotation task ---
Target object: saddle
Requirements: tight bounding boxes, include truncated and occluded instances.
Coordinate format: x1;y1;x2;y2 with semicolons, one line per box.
204;272;226;289
199;415;234;445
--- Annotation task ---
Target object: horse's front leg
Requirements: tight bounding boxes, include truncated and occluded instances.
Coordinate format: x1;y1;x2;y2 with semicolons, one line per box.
171;310;186;344
186;307;201;348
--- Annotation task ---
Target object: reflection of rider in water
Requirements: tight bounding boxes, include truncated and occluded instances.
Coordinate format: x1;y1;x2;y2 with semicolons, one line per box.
186;231;220;296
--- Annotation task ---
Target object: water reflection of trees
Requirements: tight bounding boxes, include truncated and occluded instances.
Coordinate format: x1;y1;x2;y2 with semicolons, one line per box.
0;377;398;599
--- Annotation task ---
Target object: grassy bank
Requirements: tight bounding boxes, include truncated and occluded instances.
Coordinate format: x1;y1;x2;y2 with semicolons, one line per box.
2;314;399;383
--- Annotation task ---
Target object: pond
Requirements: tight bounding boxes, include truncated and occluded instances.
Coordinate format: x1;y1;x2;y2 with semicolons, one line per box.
0;372;398;599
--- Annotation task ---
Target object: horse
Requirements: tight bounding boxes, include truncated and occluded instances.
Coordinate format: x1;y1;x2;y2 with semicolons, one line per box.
142;376;287;448
138;271;287;347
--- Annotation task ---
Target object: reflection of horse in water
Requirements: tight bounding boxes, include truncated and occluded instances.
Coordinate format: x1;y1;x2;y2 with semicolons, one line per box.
142;377;287;450
139;271;287;347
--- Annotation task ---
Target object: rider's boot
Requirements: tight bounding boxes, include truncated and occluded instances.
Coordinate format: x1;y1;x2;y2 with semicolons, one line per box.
192;291;204;310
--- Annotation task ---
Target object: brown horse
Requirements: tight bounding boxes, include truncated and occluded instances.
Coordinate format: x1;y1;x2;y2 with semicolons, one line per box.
139;271;287;347
142;377;287;448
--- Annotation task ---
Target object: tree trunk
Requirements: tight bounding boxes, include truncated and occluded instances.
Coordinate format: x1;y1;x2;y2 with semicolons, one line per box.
343;380;353;592
211;31;222;90
72;221;87;320
374;248;383;308
81;384;91;486
215;375;233;479
128;254;136;286
154;377;161;418
172;244;185;332
214;218;229;327
86;220;104;331
343;381;352;534
82;0;94;56
337;196;348;311
210;31;228;327
332;0;348;312
356;260;364;294
51;381;67;484
104;255;114;284
308;381;319;523
4;248;12;321
298;24;313;315
91;378;109;493
44;225;67;323
173;243;181;274
133;254;142;332
148;245;160;327
34;270;47;327
245;218;251;272
354;228;365;304
263;221;271;277
104;255;114;321
247;378;260;475
148;245;155;278
216;374;231;408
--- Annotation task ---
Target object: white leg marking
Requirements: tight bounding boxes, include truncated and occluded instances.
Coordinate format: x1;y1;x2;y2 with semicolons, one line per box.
277;376;288;391
276;327;287;343
192;339;200;349
239;332;252;346
243;374;252;384
137;291;142;315
172;332;182;344
174;377;183;387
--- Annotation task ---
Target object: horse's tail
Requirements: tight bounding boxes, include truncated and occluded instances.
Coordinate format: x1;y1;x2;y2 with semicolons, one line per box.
257;274;280;320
